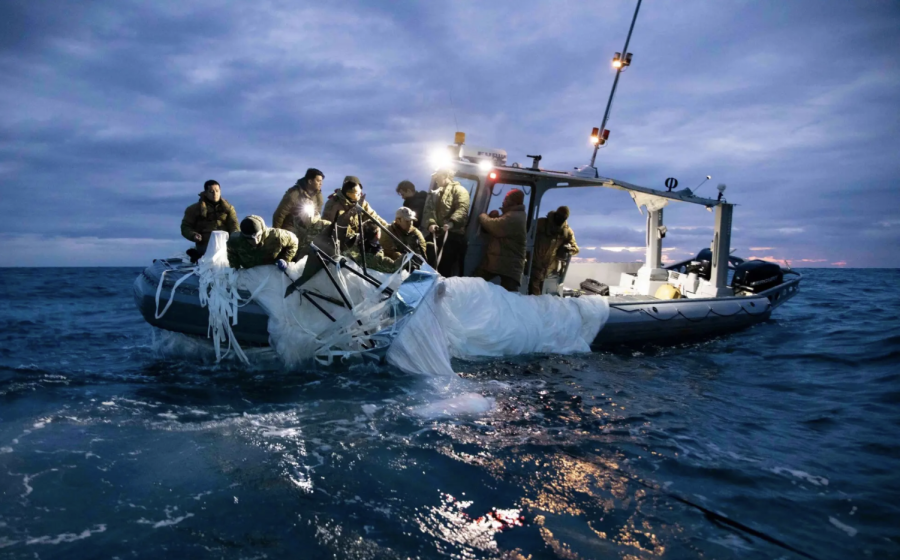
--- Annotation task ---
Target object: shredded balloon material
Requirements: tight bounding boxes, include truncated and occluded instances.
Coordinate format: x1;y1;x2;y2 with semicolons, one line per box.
155;232;610;374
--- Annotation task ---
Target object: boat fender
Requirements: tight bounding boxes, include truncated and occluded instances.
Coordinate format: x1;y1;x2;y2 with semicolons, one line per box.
580;279;609;296
654;284;683;300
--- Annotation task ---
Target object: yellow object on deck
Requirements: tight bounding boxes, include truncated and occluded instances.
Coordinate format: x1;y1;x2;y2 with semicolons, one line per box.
655;284;683;300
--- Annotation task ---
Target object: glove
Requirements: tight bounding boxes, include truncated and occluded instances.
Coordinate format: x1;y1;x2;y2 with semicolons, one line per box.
193;233;203;242
276;259;288;272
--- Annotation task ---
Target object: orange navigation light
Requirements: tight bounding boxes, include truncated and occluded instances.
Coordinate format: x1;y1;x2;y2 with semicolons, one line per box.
489;172;497;180
454;131;466;145
590;127;600;145
612;52;622;69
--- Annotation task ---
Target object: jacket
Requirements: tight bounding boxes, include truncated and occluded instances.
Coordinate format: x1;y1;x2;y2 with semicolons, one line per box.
226;216;298;269
343;245;401;274
295;218;332;258
532;211;579;277
380;223;427;260
321;190;388;246
422;181;470;235
271;181;325;235
181;196;239;245
477;204;527;279
403;191;428;228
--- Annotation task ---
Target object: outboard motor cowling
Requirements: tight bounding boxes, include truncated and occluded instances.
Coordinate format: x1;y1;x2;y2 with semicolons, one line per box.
732;260;783;293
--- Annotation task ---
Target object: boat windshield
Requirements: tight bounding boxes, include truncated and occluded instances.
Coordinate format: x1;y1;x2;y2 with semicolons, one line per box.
454;175;479;202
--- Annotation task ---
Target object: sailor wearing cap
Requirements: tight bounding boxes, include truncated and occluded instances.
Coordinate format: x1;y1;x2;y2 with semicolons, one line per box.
381;207;427;261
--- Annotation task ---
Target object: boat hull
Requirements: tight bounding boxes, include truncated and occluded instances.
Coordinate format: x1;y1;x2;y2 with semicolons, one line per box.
133;259;270;345
592;275;801;347
135;259;801;352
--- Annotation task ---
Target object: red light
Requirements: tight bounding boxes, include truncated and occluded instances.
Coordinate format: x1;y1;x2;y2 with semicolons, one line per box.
602;129;610;140
489;172;497;180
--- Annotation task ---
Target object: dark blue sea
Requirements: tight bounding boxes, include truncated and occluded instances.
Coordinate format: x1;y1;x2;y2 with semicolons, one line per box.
1;268;898;559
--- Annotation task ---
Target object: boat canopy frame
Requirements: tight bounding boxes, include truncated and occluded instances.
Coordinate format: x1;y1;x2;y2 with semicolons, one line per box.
436;159;734;295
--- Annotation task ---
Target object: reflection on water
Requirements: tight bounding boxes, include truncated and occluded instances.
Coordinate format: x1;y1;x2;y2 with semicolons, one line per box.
0;268;899;559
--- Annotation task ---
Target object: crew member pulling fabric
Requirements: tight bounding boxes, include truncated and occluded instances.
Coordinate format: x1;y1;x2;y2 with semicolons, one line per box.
342;221;402;274
322;175;388;250
473;189;527;292
227;215;298;270
381;207;427;260
529;206;580;295
422;169;470;276
181;180;239;259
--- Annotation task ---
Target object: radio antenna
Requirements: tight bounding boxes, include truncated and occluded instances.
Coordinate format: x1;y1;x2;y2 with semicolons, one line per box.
589;0;642;168
449;89;460;132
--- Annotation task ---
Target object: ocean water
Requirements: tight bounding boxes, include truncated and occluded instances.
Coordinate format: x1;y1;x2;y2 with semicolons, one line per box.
0;267;898;559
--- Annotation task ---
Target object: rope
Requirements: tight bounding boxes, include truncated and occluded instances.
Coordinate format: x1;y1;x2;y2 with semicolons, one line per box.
611;300;770;323
154;268;197;319
433;229;450;268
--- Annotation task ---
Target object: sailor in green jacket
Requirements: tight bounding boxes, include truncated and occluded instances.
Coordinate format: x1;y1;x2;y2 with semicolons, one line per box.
181;180;239;259
473;189;527;292
381;207;427;260
271;168;325;237
422;169;470;276
227;215;298;270
342;221;403;274
322;176;389;249
529;206;579;295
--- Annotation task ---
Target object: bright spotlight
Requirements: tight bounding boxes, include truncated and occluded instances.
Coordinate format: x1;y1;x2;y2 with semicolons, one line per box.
430;149;453;169
478;160;493;172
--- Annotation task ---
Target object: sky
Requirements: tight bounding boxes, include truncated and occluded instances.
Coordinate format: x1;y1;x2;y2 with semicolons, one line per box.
1;0;898;267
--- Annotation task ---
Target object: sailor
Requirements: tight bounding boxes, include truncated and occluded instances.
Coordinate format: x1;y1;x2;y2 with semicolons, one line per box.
473;189;527;292
528;206;580;295
227;215;298;271
422;169;470;276
181;180;239;261
322;176;388;249
271;168;325;233
381;207;427;261
342;221;402;274
396;180;428;229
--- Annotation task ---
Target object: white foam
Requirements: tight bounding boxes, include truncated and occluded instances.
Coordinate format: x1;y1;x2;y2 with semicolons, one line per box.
361;404;379;417
771;467;829;487
411;392;496;419
0;447;12;454
25;524;106;545
829;516;858;537
137;506;194;529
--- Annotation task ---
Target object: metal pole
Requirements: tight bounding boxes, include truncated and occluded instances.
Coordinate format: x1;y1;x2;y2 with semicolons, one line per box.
590;0;642;167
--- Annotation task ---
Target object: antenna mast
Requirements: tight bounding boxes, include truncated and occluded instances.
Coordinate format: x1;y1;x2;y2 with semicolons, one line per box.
589;0;642;168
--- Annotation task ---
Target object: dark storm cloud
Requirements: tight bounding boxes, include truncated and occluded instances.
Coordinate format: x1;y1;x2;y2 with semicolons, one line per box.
1;0;898;266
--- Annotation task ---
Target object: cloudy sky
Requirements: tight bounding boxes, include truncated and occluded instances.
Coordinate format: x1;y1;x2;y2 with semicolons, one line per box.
1;0;898;267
